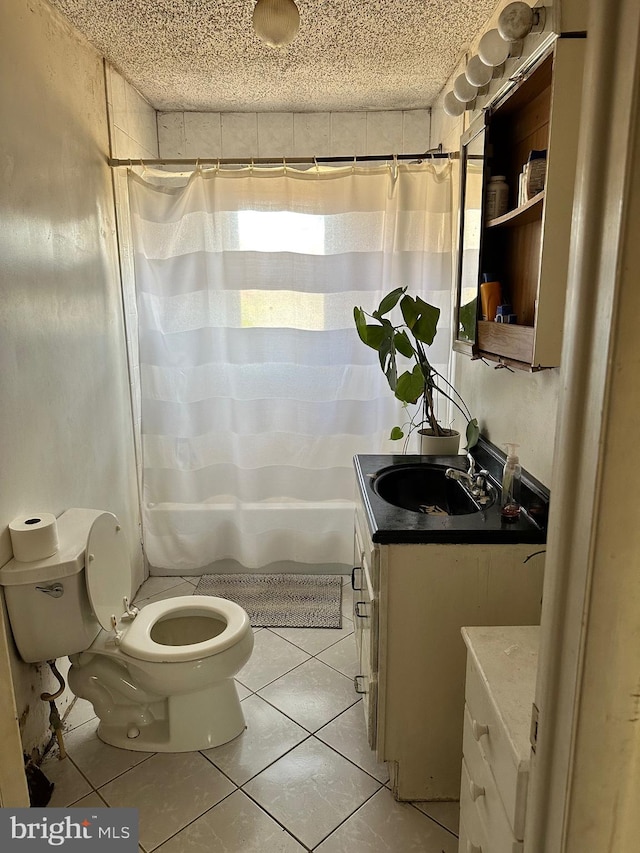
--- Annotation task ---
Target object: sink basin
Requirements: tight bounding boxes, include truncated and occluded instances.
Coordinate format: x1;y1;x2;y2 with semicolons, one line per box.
372;464;481;516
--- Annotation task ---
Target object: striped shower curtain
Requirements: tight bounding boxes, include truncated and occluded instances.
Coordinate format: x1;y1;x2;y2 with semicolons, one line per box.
128;161;452;572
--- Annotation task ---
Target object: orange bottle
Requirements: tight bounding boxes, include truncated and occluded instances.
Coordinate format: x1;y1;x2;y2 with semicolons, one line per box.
480;274;502;322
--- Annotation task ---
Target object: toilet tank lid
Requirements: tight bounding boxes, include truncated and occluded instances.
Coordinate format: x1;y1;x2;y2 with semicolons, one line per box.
0;508;104;587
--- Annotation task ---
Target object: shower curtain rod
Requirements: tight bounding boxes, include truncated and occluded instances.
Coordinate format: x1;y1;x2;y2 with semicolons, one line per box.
108;147;454;168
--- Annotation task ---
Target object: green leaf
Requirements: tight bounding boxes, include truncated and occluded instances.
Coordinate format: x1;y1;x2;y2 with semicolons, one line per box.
394;330;414;358
378;329;397;390
354;307;386;350
366;325;386;348
412;300;440;345
400;295;419;329
395;365;425;404
465;418;480;450
375;287;406;318
354;307;369;341
390;426;405;441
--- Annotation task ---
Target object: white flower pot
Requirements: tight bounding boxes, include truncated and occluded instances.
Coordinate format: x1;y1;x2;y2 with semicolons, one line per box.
418;429;461;456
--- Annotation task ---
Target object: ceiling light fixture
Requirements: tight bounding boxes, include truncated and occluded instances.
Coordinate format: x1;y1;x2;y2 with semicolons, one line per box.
453;73;479;103
443;91;466;117
442;6;547;121
498;2;546;41
478;28;511;67
465;54;494;88
252;0;300;48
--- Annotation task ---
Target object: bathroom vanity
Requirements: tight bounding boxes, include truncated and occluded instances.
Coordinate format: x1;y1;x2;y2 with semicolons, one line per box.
352;444;546;801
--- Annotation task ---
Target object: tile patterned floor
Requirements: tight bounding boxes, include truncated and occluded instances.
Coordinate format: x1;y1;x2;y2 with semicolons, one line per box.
42;575;460;852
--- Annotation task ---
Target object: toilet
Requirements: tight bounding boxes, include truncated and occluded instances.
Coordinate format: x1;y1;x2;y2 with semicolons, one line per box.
0;508;254;752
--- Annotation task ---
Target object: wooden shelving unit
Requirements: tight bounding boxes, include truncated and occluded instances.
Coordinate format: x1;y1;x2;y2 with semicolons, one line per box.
464;39;586;371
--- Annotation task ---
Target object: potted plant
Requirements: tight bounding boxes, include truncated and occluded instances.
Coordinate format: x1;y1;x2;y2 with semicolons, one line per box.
354;286;479;454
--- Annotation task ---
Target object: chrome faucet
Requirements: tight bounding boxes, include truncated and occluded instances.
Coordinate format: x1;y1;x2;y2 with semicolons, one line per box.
444;467;475;488
445;453;492;500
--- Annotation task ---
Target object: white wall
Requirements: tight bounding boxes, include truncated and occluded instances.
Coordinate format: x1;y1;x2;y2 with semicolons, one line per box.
158;109;430;159
0;0;141;755
106;64;159;161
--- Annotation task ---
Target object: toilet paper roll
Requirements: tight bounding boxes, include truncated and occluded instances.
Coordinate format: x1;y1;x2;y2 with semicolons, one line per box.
9;513;59;562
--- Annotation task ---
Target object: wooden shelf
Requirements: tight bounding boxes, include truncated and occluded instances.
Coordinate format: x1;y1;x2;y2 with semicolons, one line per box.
477;321;535;365
486;192;545;229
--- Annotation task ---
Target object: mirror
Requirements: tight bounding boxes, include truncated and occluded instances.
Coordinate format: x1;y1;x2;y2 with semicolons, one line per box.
453;116;487;353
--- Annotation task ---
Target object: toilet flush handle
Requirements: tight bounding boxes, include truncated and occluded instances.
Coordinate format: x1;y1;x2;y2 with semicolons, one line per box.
36;583;64;599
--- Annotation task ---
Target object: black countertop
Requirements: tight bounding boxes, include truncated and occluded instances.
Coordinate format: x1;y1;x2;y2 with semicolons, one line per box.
354;438;549;546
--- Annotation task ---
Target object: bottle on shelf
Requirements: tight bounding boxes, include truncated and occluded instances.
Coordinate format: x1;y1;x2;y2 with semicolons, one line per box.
485;175;509;220
501;444;522;520
480;273;502;321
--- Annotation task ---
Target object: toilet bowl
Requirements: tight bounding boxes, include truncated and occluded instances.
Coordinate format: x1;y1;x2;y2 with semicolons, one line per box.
0;509;254;752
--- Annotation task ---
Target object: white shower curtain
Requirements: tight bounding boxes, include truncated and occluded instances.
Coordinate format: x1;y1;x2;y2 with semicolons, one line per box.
128;161;452;572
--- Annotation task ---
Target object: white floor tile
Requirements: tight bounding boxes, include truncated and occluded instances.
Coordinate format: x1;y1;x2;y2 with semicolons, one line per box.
315;786;459;852
99;752;235;851
342;586;354;619
41;755;92;807
235;679;252;701
316;702;389;783
244;738;380;849
236;628;310;692
63;719;153;788
270;618;354;656
181;576;200;586
316;633;360;679
202;694;308;785
69;791;108;809
136;582;195;607
63;697;97;732
133;576;186;602
154;789;305;853
257;657;359;731
413;800;460;836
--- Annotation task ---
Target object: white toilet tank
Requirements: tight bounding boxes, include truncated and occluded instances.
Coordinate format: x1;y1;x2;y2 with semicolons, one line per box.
0;509;106;663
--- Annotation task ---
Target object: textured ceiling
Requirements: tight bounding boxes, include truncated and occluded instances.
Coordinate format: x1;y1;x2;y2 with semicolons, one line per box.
49;0;497;112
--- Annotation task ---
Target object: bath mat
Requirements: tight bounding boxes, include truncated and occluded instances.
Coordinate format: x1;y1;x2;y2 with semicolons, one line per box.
193;573;342;628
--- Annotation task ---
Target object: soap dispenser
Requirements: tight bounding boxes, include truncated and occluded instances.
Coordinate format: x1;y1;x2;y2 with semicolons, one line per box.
501;443;522;520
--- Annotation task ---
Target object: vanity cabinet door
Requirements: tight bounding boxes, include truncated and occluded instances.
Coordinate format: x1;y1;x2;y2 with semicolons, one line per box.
353;518;379;749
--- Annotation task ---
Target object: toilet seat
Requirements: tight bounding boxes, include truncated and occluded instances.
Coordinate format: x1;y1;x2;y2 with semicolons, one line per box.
85;513;251;665
85;512;132;630
118;596;251;663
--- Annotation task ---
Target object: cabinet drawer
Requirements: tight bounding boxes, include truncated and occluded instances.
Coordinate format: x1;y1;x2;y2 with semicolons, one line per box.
458;811;487;853
460;759;522;853
464;657;529;837
354;563;378;675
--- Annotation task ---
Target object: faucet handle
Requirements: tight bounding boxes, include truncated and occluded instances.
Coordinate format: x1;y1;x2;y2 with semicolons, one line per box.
466;451;476;477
